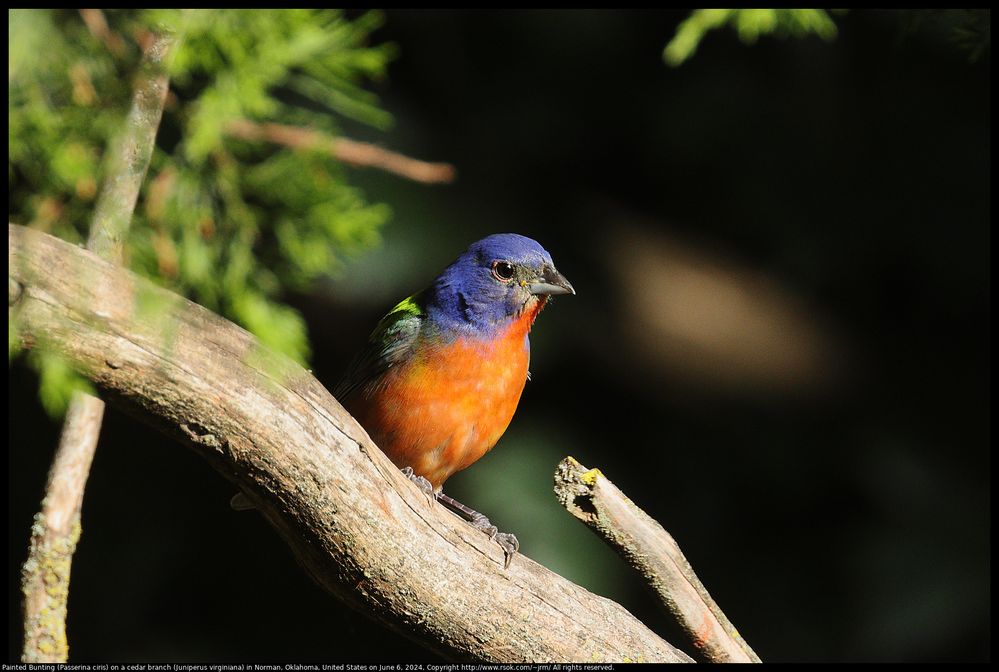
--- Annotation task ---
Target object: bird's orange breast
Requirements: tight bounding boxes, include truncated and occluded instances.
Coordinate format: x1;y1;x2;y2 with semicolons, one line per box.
347;298;546;490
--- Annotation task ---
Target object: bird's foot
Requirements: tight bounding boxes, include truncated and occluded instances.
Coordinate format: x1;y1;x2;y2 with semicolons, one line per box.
469;511;498;539
495;533;520;570
470;512;520;569
439;494;520;569
401;466;435;504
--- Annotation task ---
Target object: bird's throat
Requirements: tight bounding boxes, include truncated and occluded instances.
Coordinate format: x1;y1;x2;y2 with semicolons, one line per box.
517;294;549;331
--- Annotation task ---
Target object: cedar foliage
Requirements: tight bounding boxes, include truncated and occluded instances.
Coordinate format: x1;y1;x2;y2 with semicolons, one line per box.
10;9;396;413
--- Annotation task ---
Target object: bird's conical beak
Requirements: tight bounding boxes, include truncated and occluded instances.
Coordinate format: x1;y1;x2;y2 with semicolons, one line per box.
527;267;575;296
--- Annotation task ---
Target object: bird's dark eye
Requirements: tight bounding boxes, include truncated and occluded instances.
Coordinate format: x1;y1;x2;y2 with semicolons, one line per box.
491;260;515;282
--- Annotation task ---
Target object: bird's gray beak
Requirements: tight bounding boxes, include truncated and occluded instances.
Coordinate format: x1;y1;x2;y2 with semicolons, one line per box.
527;267;575;296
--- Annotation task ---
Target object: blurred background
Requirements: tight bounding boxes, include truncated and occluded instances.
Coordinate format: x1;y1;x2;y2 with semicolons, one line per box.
8;9;990;663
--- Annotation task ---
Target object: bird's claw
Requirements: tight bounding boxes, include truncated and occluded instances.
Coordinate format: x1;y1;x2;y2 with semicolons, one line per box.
401;466;435;504
470;512;519;568
494;532;520;569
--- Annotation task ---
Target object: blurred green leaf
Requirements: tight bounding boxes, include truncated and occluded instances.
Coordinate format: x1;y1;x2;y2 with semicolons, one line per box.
664;9;840;66
29;351;95;418
231;291;311;365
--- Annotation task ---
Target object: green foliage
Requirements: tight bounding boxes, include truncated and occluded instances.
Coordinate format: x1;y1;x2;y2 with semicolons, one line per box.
28;351;97;417
9;9;397;415
664;9;840;67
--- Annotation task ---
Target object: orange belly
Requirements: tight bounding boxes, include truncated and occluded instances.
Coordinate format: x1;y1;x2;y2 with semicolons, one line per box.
347;304;542;489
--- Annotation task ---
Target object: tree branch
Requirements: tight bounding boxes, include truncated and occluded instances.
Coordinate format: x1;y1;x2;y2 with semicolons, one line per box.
20;31;178;663
87;30;176;260
20;393;103;663
9;224;692;663
78;9;127;58
225;120;456;184
554;457;760;663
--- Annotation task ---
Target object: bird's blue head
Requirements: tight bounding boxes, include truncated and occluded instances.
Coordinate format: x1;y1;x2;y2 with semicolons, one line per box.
426;233;574;337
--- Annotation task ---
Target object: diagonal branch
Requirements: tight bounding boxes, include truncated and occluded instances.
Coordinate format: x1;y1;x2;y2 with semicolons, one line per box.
9;224;692;664
78;9;127;58
224;119;456;184
555;457;760;663
86;31;176;260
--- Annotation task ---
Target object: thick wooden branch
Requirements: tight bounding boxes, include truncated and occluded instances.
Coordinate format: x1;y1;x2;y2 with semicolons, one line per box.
554;457;760;663
9;224;692;663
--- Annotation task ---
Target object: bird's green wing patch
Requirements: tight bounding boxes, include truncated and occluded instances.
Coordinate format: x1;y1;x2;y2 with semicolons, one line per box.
333;292;424;401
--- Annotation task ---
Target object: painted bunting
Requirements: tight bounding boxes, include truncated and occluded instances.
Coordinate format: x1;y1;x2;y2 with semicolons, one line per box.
334;233;574;567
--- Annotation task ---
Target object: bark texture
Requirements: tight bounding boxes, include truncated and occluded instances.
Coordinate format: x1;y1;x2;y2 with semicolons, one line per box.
555;457;759;663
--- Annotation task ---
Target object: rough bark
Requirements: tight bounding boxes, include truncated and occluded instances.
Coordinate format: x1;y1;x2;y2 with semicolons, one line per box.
555;457;760;663
20;393;104;662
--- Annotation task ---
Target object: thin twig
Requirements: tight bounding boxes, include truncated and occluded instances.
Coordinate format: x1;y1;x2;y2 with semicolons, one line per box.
79;9;126;58
20;31;177;663
225;119;456;184
554;456;761;663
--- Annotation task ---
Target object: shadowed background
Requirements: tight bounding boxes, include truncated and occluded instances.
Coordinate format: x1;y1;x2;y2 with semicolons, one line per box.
8;9;990;663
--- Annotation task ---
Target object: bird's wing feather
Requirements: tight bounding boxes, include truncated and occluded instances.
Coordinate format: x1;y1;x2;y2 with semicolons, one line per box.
333;292;424;401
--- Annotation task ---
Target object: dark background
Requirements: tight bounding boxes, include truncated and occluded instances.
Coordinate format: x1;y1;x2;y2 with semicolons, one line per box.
8;9;990;663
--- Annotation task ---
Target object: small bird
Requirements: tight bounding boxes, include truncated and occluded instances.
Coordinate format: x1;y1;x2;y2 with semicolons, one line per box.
334;233;574;567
